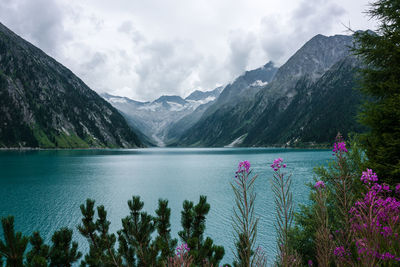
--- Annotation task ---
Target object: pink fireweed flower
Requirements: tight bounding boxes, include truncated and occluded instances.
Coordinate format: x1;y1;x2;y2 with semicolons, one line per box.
348;185;400;263
271;158;285;171
314;180;325;189
382;184;391;192
176;243;190;256
333;142;348;154
381;226;393;237
395;184;400;195
237;160;251;174
334;246;349;258
361;169;378;185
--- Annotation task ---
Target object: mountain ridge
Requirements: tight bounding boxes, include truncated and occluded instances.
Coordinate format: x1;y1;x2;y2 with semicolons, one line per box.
102;86;223;146
174;33;363;147
0;22;143;148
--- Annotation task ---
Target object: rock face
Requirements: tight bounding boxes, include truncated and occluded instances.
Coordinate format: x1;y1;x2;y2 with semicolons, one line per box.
243;56;365;147
102;87;222;146
176;34;364;147
0;22;143;148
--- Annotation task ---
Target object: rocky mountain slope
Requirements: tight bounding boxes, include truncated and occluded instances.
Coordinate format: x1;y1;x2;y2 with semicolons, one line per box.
0;22;143;148
176;34;363;147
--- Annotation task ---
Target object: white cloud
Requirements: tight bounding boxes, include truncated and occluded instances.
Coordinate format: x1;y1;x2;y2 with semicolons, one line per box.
0;0;377;101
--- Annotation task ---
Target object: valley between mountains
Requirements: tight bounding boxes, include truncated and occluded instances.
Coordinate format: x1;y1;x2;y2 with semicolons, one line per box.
0;21;364;148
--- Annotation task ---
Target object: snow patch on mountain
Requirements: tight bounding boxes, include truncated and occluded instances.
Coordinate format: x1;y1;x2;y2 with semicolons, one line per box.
250;80;268;87
224;134;246;147
109;97;128;104
102;87;222;146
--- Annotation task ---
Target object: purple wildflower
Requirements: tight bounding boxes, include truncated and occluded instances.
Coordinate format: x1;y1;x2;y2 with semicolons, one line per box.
360;169;378;185
176;243;190;256
314;180;325;190
381;226;393;237
333;142;348;154
237;160;251;174
271;158;285;171
308;260;313;266
334;246;348;258
371;183;382;193
396;184;400;195
347;183;400;264
382;184;391;192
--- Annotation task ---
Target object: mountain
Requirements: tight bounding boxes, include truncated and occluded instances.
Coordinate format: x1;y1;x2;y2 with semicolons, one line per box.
0;22;143;148
185;87;222;101
176;34;363;147
102;86;222;146
243;56;364;146
164;87;224;142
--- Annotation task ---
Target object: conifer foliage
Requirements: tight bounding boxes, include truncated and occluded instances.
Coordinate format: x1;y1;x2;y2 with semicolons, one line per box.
178;196;225;266
353;0;400;183
25;232;50;267
0;216;28;267
0;196;224;266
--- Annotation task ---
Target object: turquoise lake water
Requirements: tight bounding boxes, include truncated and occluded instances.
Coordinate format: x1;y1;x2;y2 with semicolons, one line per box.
0;148;332;264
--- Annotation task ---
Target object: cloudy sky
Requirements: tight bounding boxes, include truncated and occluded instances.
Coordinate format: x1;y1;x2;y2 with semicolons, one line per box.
0;0;377;101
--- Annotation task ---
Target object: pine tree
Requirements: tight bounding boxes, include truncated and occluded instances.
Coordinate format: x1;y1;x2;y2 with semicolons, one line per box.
78;199;121;266
49;228;82;267
353;0;400;183
178;200;194;243
178;196;225;266
0;216;28;267
26;232;50;267
154;199;177;264
118;196;158;266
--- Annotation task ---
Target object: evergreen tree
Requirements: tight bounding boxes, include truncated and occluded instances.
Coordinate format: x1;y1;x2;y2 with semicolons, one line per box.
178;200;194;243
118;196;158;266
0;216;28;267
353;0;400;183
26;232;50;267
117;233;135;267
154;199;177;264
78;199;121;266
49;228;82;267
178;196;225;266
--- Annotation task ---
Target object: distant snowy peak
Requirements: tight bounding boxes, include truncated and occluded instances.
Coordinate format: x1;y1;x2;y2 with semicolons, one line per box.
154;95;186;105
101;93;148;106
185;86;222;101
101;86;223;145
108;97;128;104
103;88;221;113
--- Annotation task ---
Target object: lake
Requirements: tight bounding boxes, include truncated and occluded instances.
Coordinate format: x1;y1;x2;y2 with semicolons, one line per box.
0;148;332;264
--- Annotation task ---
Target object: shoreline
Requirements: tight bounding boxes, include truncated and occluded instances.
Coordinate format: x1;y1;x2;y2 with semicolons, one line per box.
0;144;331;151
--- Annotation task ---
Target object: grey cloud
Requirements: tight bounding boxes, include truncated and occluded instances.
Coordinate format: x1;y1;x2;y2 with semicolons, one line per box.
118;20;145;43
134;39;201;100
0;0;71;57
118;21;133;34
81;52;107;70
227;31;256;77
194;55;228;91
260;0;346;64
0;0;370;101
292;0;346;35
260;16;287;63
